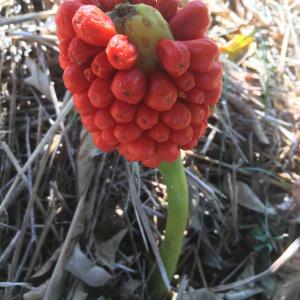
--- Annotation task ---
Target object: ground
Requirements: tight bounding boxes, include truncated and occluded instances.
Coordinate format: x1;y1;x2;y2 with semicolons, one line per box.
0;0;300;299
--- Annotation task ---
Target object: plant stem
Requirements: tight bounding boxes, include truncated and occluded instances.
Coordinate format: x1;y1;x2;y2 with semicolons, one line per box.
151;158;189;299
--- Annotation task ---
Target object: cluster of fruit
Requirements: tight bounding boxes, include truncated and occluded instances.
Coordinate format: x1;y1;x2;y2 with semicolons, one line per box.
56;0;222;167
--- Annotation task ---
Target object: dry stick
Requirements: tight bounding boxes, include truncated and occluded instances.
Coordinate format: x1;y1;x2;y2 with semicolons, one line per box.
0;231;20;265
0;98;73;215
44;193;87;300
0;9;56;26
211;237;300;292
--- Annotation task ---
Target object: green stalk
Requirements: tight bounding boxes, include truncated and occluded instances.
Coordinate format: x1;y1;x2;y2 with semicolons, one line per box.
151;158;189;299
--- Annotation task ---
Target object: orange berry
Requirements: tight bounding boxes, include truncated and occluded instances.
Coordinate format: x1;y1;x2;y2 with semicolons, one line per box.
102;128;119;146
114;122;142;143
94;108;115;130
83;67;97;82
157;141;179;163
157;39;190;77
110;100;137;123
73;92;97;116
59;55;72;70
81;114;98;132
92;131;115;152
59;39;72;60
111;68;146;104
192;122;207;139
68;37;100;65
161;101;191;130
63;64;90;93
72;5;117;47
144;71;177;111
172;71;195;92
136;104;159;130
126;134;156;161
186;87;205;104
185;103;209;125
181;139;198;150
195;62;222;90
91;51;115;78
147;121;170;143
106;34;138;70
204;84;222;105
142;155;161;168
88;78;114;108
170;126;193;145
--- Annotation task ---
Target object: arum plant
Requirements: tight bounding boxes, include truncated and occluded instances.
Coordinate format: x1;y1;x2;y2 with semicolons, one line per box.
56;0;222;298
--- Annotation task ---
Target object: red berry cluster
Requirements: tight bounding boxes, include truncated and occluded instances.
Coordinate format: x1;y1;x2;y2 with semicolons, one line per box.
56;0;222;168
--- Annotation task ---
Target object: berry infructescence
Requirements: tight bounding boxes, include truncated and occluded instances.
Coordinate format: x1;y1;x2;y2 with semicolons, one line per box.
56;0;222;168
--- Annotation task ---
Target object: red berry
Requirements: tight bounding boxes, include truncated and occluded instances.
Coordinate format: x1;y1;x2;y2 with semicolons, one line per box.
181;139;198;150
144;71;177;111
192;122;207;140
102;128;119;146
59;55;72;70
63;64;90;93
106;34;138;70
84;67;97;82
92;131;115;152
91;51;115;78
142;155;160;168
114;122;142;143
81;114;98;132
73;92;97;116
170;126;193;145
88;78;114;108
136;104;159;130
111;68;146;104
59;39;72;60
182;38;219;73
79;0;102;6
157;39;190;77
126;134;156;161
169;1;210;40
195;62;222;90
161;101;191;130
94;108;115;130
147;121;170;143
186;87;205;104
172;71;195;92
110;100;137;123
55;1;82;40
156;0;179;21
72;5;117;47
186;103;209;125
98;0;115;11
157;141;179;163
204;84;222;105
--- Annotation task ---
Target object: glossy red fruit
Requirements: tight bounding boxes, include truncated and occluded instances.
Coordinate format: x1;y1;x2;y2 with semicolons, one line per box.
156;0;179;21
91;51;115;78
195;62;222;90
204;84;222;105
79;0;102;6
88;78;114;108
157;39;190;77
186;87;205;104
72;5;117;47
142;155;160;168
59;39;72;59
98;0;115;11
55;1;82;40
94;108;115;130
147;121;170;143
59;55;72;70
110;100;137;123
92;131;115;152
182;38;219;72
136;104;159;130
172;71;195;92
192;122;207;140
114;122;142;143
170;126;193;145
161;101;191;130
181;139;198;150
81;114;98;132
132;0;156;6
126;134;156;161
169;1;210;40
144;71;177;111
63;64;90;93
111;68;146;104
73;92;97;116
84;67;97;82
186;103;209;125
157;141;179;162
68;37;100;65
106;34;138;70
102;128;119;146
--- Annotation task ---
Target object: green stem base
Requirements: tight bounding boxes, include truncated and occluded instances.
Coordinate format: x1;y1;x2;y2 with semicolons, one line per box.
150;158;189;299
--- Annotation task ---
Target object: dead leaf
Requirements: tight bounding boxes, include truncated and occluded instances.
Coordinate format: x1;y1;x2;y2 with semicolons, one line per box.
95;229;127;269
179;288;220;300
65;243;112;287
221;288;263;300
292;179;300;208
23;281;48;300
119;279;141;298
24;57;52;100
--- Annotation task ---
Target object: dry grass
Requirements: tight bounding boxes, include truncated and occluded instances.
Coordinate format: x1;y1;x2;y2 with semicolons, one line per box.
0;0;299;299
